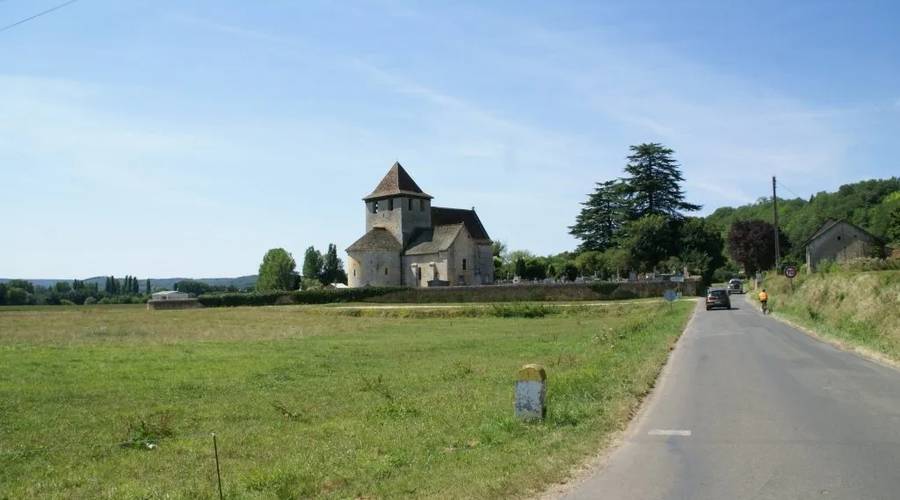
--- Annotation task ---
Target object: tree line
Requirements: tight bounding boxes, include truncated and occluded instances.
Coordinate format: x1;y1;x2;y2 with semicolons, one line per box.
494;143;726;283
0;275;152;306
255;243;348;292
497;143;900;284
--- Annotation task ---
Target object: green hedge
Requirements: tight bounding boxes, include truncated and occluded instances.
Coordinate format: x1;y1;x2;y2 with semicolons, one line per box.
198;281;695;308
198;287;403;307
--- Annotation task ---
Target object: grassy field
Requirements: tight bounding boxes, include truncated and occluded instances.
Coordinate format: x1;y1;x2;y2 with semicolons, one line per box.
0;301;693;499
758;270;900;361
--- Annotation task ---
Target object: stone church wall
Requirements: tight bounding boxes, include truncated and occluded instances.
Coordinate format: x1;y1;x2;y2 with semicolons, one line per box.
347;250;402;287
365;197;431;247
402;252;449;287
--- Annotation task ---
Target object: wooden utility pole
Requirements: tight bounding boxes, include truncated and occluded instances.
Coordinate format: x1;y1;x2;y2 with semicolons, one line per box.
772;176;781;271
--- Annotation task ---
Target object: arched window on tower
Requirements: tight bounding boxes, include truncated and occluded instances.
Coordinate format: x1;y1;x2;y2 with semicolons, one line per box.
388;199;394;211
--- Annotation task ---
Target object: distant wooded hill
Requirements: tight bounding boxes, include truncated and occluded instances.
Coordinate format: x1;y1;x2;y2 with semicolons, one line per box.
705;177;900;256
0;275;258;290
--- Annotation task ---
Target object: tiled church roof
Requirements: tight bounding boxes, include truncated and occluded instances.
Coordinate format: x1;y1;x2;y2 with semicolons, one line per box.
346;228;402;252
405;224;464;255
431;207;491;241
363;162;433;201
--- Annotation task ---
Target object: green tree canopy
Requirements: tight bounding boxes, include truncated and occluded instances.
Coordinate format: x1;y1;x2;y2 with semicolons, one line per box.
174;279;212;295
678;217;726;283
569;180;628;252
618;214;680;272
302;246;324;282
707;177;899;259
257;248;297;291
321;244;348;285
622;143;701;219
727;219;790;276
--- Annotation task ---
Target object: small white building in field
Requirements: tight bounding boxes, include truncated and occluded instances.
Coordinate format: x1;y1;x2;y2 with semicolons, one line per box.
151;290;189;301
147;290;199;310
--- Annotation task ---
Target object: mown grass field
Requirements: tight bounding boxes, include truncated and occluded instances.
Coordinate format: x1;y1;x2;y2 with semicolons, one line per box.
0;301;693;499
759;270;900;361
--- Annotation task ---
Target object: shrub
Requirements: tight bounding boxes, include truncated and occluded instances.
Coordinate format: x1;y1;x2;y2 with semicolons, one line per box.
610;288;639;300
198;287;403;307
589;283;619;296
488;304;560;318
839;257;900;272
120;412;175;450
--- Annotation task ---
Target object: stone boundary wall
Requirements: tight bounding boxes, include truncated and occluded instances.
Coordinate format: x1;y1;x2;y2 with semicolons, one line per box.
363;280;703;303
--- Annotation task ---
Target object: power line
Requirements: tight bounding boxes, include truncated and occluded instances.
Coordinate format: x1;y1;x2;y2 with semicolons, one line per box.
0;0;81;33
778;181;805;200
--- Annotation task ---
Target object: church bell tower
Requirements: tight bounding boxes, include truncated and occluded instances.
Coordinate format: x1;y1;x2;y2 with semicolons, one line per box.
363;162;433;247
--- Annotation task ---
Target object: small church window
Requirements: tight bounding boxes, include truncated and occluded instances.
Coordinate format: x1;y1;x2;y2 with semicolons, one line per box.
371;201;379;214
388;199;394;211
408;198;413;210
462;258;467;271
353;269;356;277
419;199;425;211
416;267;422;282
385;267;388;275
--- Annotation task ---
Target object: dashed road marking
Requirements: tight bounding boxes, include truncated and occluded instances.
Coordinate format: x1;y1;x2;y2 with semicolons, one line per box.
648;429;692;436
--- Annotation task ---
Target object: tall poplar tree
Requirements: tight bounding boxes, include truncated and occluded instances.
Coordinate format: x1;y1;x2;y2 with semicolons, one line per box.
321;243;347;284
302;246;324;282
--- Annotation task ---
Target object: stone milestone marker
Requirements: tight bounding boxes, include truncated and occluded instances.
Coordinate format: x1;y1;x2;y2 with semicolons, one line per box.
515;364;547;421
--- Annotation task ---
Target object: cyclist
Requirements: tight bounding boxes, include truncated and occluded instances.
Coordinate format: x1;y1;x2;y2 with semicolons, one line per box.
758;288;769;314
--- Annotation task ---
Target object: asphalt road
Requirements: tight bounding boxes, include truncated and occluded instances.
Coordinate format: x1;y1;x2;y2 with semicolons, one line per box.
561;294;900;500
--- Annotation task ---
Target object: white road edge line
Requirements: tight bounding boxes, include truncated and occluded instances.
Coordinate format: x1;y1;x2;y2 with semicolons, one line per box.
647;429;692;436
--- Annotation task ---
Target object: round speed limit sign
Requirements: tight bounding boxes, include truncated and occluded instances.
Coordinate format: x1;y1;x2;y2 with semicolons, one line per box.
784;266;798;279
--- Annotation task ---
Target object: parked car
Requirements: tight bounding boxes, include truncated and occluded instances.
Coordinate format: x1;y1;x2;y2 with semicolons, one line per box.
706;288;731;310
727;278;743;294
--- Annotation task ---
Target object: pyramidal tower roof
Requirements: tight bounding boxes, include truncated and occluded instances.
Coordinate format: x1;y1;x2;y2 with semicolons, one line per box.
363;162;433;201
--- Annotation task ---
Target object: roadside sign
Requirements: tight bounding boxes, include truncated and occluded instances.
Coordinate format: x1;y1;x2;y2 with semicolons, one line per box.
663;289;677;302
784;265;797;292
670;275;685;283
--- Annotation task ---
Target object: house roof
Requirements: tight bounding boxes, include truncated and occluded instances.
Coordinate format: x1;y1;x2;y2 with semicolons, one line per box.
363;162;433;201
404;224;464;255
431;206;491;241
803;218;883;246
346;228;402;252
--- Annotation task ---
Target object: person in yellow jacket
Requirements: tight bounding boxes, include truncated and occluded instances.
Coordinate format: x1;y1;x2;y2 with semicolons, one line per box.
758;289;769;314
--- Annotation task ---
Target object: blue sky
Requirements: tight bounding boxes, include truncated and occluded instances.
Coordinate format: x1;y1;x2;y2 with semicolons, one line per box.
1;0;898;278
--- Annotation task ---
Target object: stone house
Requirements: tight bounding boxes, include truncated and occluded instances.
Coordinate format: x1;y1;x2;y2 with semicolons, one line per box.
346;162;494;287
804;219;885;272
